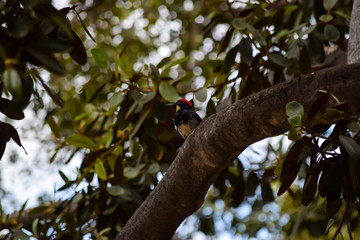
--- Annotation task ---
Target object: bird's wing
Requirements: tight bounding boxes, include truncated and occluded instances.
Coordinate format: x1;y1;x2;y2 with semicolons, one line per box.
190;111;202;124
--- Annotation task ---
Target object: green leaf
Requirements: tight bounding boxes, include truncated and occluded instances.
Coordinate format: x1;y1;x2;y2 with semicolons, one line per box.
286;101;304;117
323;0;337;10
269;53;291;67
287;44;299;59
138;92;156;104
29;205;50;215
324;24;340;42
247;25;267;46
159;82;179;102
339;135;360;160
162;56;189;73
91;48;107;68
232;18;247;30
319;14;334;22
59;170;69;183
124;164;145;179
109;92;124;108
284;5;298;15
95;159;107;180
288;128;301;141
106;186;125;196
288;114;302;127
147;163;160;174
65;134;97;151
3;68;22;101
195;88;207;102
47;116;61;138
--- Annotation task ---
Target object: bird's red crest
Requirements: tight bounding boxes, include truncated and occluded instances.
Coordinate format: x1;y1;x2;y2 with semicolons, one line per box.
178;98;192;106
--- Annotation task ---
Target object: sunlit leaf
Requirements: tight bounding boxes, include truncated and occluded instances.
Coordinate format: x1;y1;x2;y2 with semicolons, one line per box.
91;48;107;68
319;14;334;22
288;114;302;127
95;159;107;180
3;68;22;101
323;0;337;10
65;134;97;151
47;116;61;138
286;101;304;117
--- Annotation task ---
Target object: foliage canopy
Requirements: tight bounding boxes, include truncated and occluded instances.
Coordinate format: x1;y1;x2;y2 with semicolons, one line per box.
0;0;359;239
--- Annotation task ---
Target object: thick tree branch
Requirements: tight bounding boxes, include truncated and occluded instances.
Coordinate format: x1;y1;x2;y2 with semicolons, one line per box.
348;0;360;64
115;63;360;240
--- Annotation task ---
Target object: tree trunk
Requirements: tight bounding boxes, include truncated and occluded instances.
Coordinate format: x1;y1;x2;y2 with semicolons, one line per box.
115;63;360;240
348;0;360;64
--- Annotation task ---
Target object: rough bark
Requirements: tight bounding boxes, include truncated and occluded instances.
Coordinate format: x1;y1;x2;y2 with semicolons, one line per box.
348;0;360;64
115;63;360;240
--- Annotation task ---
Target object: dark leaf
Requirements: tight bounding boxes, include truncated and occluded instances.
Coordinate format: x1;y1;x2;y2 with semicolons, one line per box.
282;136;311;170
239;37;253;64
0;138;7;160
308;34;325;62
25;48;65;75
219;27;234;54
231;173;246;207
72;7;96;42
35;74;64;107
20;0;41;8
324;24;340;42
308;92;330;122
203;15;221;37
246;171;259;196
0;98;25;120
269;53;291;67
326;199;342;215
302;161;323;205
150;64;160;80
222;44;239;74
69;30;87;65
260;179;274;203
299;46;311;74
339;135;360;160
6;13;30;38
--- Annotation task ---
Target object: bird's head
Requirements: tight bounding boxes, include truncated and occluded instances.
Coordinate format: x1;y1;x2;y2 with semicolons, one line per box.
167;99;192;112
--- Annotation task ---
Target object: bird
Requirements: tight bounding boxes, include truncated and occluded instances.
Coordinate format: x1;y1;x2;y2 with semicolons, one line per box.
167;99;202;139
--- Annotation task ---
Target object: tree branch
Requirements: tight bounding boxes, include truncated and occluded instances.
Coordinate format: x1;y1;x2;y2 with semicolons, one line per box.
348;0;360;64
115;63;360;240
